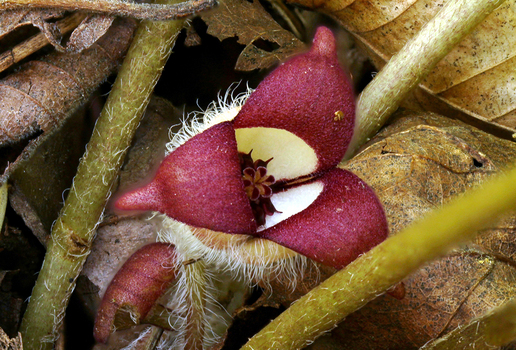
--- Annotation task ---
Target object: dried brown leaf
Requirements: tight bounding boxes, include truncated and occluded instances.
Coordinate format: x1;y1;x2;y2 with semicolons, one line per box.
66;14;115;53
286;0;516;137
0;8;64;40
201;0;305;70
0;327;22;350
0;17;136;146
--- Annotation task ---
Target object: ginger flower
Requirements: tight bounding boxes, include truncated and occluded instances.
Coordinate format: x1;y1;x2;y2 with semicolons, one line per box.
115;26;387;269
95;27;388;344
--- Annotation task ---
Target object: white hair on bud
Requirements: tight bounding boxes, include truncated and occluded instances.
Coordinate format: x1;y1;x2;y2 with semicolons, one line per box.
166;84;253;154
142;84;317;349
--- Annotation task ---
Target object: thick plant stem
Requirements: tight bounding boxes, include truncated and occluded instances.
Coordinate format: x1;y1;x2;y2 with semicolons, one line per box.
242;163;516;350
422;299;516;349
345;0;507;157
19;3;185;349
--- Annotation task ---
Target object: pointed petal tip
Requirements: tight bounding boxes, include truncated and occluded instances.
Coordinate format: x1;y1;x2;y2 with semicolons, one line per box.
114;183;161;213
310;27;337;59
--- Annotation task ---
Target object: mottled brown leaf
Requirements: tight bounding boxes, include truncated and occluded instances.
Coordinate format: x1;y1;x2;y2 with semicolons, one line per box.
0;327;22;350
0;9;64;40
285;0;516;137
201;0;305;71
0;17;136;146
66;14;115;53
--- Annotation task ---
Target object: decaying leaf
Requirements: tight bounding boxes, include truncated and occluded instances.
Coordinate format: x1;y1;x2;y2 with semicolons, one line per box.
0;327;22;350
201;0;305;70
0;17;136;146
0;8;64;40
66;14;115;54
285;0;516;137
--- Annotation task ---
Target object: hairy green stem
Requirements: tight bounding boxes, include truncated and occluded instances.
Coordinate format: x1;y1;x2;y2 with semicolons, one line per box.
422;299;516;349
19;3;185;348
345;0;507;157
243;163;516;350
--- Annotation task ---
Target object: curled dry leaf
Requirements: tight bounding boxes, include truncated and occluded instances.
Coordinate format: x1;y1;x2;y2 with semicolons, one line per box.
66;14;115;53
0;9;64;40
201;0;305;71
288;109;516;349
285;0;516;137
0;17;136;146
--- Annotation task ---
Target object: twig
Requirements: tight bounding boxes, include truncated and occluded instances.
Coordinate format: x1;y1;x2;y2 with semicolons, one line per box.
18;1;186;349
242;157;516;350
0;0;217;20
345;0;507;158
0;13;86;74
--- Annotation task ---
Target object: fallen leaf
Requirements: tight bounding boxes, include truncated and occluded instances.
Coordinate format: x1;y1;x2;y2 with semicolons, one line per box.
0;17;136;146
201;0;305;70
65;14;115;53
0;9;64;41
0;327;22;350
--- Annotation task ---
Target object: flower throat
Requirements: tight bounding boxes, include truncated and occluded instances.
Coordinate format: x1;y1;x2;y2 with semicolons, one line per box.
239;151;280;226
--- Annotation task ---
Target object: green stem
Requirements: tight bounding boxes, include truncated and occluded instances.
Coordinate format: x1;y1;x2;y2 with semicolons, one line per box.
422;299;516;349
242;163;516;350
345;0;507;158
19;3;185;349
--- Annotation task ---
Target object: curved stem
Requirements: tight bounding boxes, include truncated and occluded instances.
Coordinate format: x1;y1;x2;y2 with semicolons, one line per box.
242;162;516;350
19;3;186;349
345;0;507;158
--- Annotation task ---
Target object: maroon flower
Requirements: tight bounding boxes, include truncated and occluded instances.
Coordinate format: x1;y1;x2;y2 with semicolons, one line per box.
115;27;388;270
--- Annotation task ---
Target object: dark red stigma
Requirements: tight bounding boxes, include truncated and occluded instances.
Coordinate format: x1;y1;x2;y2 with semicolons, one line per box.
239;151;280;226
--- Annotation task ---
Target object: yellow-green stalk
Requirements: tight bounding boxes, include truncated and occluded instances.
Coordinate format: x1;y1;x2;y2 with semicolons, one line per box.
346;0;507;157
19;2;185;348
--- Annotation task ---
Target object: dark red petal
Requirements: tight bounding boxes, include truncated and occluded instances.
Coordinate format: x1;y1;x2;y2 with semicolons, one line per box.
257;169;388;269
93;243;178;343
233;27;355;175
115;122;256;234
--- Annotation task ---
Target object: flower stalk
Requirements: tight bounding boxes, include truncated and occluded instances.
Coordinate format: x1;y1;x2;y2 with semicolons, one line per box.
346;0;507;157
242;162;516;350
19;2;186;348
